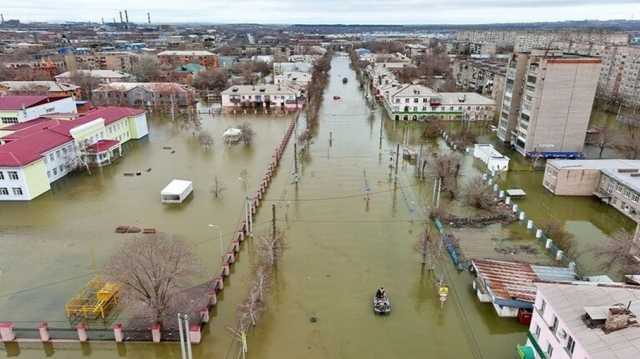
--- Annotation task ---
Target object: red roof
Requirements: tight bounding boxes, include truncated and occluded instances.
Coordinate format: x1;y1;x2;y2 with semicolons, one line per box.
0;107;145;167
86;139;120;153
0;95;69;110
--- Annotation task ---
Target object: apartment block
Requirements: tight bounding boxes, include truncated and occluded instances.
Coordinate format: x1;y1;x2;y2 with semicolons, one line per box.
522;282;640;359
498;50;601;158
157;50;218;70
597;45;640;106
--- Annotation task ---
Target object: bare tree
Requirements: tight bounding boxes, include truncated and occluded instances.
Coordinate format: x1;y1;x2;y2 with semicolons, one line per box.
589;121;619;158
615;122;640;160
430;153;462;199
210;176;226;199
238;123;255;145
595;229;640;274
131;55;163;82
197;130;214;150
464;176;496;211
192;69;229;93
422;119;444;139
103;235;201;326
257;231;287;268
69;71;101;101
539;219;574;255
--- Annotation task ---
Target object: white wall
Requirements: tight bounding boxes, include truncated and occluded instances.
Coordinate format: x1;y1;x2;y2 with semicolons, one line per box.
42;142;77;183
21;97;77;123
0;167;31;200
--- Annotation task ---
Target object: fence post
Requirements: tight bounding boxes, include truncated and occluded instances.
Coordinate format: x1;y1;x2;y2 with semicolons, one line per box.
545;238;553;249
512;204;518;213
505;196;511;205
208;288;218;306
519;211;525;221
76;323;88;342
535;229;543;239
113;323;124;343
499;190;505;199
200;308;210;324
556;250;564;261
39;321;50;342
151;323;161;343
527;220;533;230
0;322;15;342
189;324;202;344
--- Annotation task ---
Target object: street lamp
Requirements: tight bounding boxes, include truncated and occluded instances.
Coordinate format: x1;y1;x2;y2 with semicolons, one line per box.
208;224;223;266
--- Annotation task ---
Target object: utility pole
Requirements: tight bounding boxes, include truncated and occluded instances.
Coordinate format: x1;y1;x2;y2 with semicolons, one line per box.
272;204;276;240
329;131;333;147
177;313;192;359
378;115;383;151
293;142;298;175
394;143;400;178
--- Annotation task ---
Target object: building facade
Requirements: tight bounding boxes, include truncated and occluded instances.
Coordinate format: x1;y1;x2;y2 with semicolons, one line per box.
0;95;77;128
523;282;640;359
497;50;601;158
597;45;640;106
0;81;81;98
221;85;304;112
157;50;218;70
0;107;148;201
92;82;196;108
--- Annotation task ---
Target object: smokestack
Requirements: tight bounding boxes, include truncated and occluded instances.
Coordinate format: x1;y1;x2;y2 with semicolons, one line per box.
1;14;4;24
119;11;123;24
125;10;129;24
147;12;151;24
113;17;117;24
101;17;104;25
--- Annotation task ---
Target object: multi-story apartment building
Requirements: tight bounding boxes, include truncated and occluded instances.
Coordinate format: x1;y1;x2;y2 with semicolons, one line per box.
157;50;218;70
220;84;304;113
597;45;640;106
92;82;196;108
0;95;77;128
69;51;140;73
522;282;640;359
456;30;629;50
497;50;601;158
383;84;495;122
0;107;148;201
55;69;132;84
453;59;507;113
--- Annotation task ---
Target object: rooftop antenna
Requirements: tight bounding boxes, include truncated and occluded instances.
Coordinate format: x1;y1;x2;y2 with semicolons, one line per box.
147;12;151;24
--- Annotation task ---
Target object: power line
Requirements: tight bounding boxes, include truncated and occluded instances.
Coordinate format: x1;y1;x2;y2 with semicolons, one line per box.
262;184;420;202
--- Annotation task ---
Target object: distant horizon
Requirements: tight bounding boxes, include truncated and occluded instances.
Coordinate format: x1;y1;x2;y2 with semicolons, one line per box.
2;1;639;25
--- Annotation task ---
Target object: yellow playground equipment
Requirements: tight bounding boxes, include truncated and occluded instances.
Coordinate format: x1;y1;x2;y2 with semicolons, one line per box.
65;277;120;320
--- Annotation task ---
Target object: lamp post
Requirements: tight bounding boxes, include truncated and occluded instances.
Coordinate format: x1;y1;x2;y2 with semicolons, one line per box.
208;224;223;266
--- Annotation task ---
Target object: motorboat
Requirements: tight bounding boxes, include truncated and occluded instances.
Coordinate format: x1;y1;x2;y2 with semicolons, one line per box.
342;77;348;84
373;291;391;314
333;96;341;100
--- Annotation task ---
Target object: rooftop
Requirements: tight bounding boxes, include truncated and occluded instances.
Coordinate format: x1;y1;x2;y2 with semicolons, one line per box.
221;84;299;95
0;81;80;92
0;107;144;167
158;50;215;56
55;70;130;79
537;282;640;359
0;95;67;111
472;259;576;304
548;159;640;171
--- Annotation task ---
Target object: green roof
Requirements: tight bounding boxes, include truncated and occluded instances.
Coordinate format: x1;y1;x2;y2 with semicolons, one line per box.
175;63;205;74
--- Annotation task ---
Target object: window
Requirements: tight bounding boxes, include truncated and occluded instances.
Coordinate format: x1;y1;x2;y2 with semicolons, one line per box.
8;171;18;180
12;187;23;196
1;117;18;124
546;343;554;357
0;171;3;180
539;299;546;315
58;165;64;173
47;171;51;178
56;150;61;159
0;187;8;195
52;168;57;176
550;316;559;334
50;153;55;161
534;324;541;339
566;336;576;356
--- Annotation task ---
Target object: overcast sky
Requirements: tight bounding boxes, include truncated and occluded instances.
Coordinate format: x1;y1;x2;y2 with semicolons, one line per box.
3;0;640;24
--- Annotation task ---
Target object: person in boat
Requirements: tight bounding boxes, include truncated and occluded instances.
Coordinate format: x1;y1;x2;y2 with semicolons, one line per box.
375;287;386;299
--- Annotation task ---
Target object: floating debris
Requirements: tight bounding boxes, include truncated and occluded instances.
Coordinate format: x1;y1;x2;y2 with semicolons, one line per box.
309;316;318;323
123;173;135;177
115;226;129;233
171;150;176;154
162;146;172;150
143;228;157;234
146;168;152;173
127;226;141;234
136;172;142;176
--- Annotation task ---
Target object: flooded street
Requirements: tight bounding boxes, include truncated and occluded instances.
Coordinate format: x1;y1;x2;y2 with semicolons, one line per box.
1;55;633;359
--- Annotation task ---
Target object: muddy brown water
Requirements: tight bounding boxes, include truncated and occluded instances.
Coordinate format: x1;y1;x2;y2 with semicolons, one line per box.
1;55;631;358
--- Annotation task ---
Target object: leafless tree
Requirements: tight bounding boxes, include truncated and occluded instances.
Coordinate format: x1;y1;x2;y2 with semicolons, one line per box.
210;176;226;199
197;130;214;150
238;123;255;145
464;176;497;211
539;219;574;255
131;55;163;82
422;119;444;139
615;122;640;160
257;231;287;268
430;153;462;199
415;228;442;272
103;234;201;326
595;229;640;274
192;69;229;93
588;120;619;158
69;71;101;100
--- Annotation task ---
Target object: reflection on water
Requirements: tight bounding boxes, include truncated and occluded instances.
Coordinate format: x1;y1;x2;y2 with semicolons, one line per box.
2;55;631;359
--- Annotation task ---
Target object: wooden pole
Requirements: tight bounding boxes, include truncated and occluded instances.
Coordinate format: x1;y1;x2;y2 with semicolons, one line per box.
272;204;276;241
394;143;400;177
379;115;383;151
294;143;298;175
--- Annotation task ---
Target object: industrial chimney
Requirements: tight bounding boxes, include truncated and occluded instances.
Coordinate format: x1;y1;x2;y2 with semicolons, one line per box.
124;10;129;24
147;12;151;24
119;11;123;24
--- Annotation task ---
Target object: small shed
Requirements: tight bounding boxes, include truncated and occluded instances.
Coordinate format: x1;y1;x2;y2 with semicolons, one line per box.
161;179;193;204
473;144;510;172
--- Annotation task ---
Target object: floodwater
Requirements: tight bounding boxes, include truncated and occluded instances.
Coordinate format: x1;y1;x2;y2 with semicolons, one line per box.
1;55;631;359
